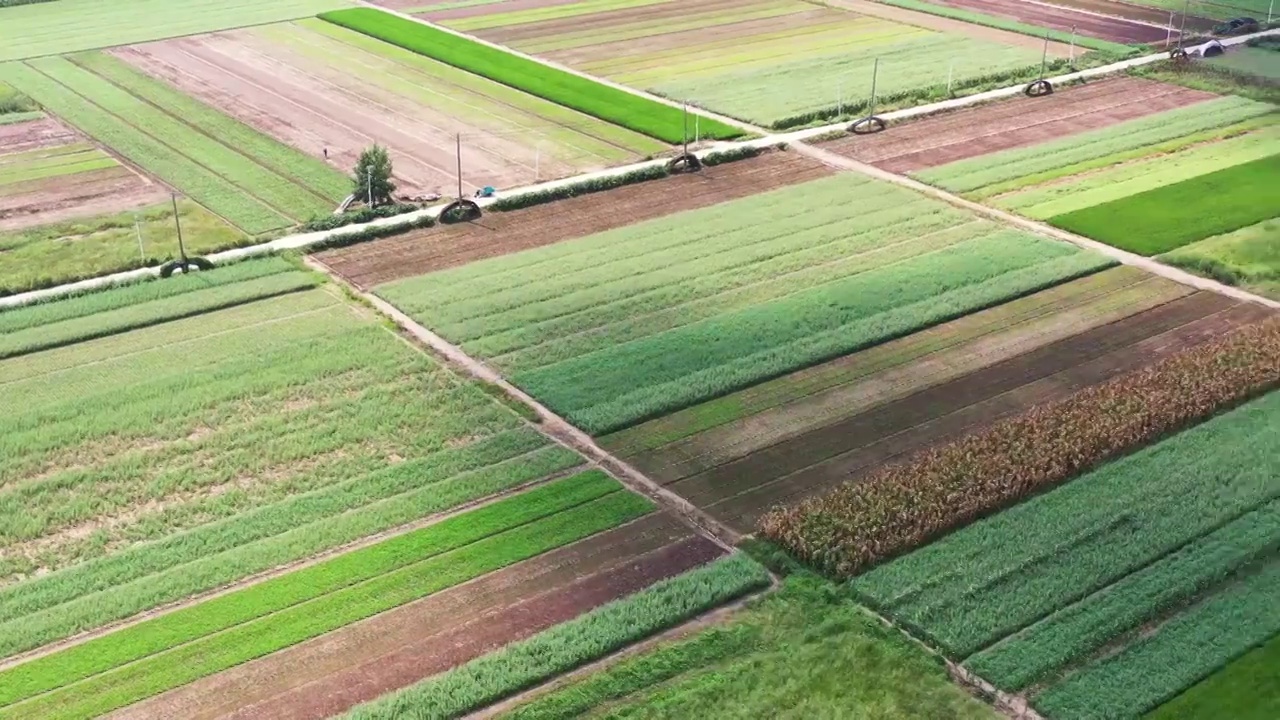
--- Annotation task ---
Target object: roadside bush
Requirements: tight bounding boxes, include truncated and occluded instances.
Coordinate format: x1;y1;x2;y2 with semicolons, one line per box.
701;144;764;166
306;214;435;253
0;0;58;6
490;166;670;211
760;317;1280;578
301;203;419;233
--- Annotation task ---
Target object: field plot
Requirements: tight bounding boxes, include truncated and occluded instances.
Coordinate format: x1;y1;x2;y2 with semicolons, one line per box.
1149;632;1280;720
0;0;354;63
421;0;1053;127
1210;47;1280;82
315;151;833;289
820;76;1218;173
1163;220;1280;301
894;0;1178;44
1;52;351;235
0;259;588;670
603;267;1273;532
1119;0;1275;21
114;18;666;197
375;170;1112;436
852;389;1280;719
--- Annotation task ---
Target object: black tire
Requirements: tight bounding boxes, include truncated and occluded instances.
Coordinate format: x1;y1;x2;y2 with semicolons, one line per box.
667;153;703;173
440;199;482;224
1024;79;1054;97
849;116;886;134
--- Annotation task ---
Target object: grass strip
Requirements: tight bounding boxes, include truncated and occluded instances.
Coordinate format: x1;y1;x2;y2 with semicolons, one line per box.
1;488;653;720
1033;559;1280;719
763;317;1280;579
0;270;320;359
317;8;742;143
1145;631;1280;720
341;553;771;720
872;0;1133;53
0;110;43;125
1050;154;1280;255
0;471;620;708
965;500;1280;690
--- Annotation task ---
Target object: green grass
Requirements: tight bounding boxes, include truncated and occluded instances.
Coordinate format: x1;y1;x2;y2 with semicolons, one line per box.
1161;219;1280;300
0;111;42;125
965;500;1280;691
917;96;1276;195
877;0;1134;52
0;81;37;114
1121;0;1274;21
0;270;321;359
342;553;772;720
70;51;350;203
851;389;1280;659
0;200;251;296
379;173;1110;434
2;487;651;720
0;0;354;62
1050;154;1280;255
0;255;297;332
1209;47;1280;81
0;290;581;657
498;573;996;720
0;471;625;709
1146;632;1280;720
318;7;742;143
1033;559;1280;719
0;146;118;186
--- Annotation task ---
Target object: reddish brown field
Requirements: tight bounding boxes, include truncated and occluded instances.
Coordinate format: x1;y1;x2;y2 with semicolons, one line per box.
926;0;1176;43
1051;0;1217;32
313;152;833;289
821;77;1216;174
108;513;724;720
620;289;1272;534
0;117;167;233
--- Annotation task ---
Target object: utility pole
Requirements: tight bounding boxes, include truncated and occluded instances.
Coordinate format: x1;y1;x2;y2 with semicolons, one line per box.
1039;32;1050;81
366;167;372;207
682;103;689;158
171;194;186;264
1176;0;1189;53
868;58;879;119
1166;11;1175;46
134;214;145;262
1069;25;1077;66
1268;0;1273;24
946;62;954;96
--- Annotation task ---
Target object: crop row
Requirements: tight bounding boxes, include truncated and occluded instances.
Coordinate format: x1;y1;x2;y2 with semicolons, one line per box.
342;553;771;720
0;255;297;333
318;8;742;144
0;60;289;234
845;385;1280;658
1;479;651;720
965;500;1279;690
72;51;350;204
1033;559;1280;719
0;471;625;708
0;270;320;359
1051;153;1280;256
917;96;1274;195
762;316;1280;580
1147;630;1280;720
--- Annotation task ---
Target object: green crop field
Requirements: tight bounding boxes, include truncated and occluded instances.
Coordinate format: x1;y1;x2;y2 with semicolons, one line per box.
1147;632;1280;720
0;53;349;234
0;262;583;662
376;172;1111;434
0;0;354;62
852;389;1280;718
432;0;1055;128
1209;47;1280;81
0;473;646;719
319;8;742;143
1163;219;1280;301
1051;154;1280;255
1123;0;1275;20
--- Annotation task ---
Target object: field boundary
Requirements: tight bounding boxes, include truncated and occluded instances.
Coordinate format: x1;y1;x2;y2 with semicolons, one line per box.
2;28;1275;311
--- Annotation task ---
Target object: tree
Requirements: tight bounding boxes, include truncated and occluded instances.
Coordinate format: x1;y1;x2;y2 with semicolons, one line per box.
352;144;396;207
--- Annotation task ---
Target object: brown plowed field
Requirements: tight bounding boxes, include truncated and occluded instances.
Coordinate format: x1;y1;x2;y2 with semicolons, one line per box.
312;152;833;289
110;513;723;720
0;115;76;154
625;291;1273;533
927;0;1174;43
1052;0;1217;32
821;77;1216;174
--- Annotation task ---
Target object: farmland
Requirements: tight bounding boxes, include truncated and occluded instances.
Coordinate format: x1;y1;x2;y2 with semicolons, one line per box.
373;167;1111;435
845;388;1280;718
1163;220;1280;301
867;0;1175;45
1210;46;1280;82
417;0;1059;127
115;17;668;196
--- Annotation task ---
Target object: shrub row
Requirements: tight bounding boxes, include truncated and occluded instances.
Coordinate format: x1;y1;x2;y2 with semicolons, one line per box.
760;316;1280;578
305;214;435;253
0;0;57;7
301;203;420;233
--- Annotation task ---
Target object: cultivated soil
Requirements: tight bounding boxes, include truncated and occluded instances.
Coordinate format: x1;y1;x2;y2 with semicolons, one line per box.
824;0;1075;54
821;77;1217;174
1050;0;1218;32
927;0;1176;43
418;0;586;22
0;117;167;233
108;513;722;720
628;292;1273;532
312;152;833;289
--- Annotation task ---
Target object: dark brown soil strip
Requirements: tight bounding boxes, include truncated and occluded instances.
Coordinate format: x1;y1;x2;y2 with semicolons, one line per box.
108;513;705;720
705;301;1275;531
643;293;1259;527
926;0;1174;43
821;78;1216;174
1049;0;1217;32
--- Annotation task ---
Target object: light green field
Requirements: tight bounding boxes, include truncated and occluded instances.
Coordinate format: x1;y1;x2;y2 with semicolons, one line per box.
1208;47;1280;81
1162;219;1280;300
1123;0;1275;21
0;0;354;62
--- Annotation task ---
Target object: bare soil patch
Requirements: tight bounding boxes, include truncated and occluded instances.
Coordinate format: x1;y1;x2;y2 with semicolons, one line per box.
928;0;1174;43
0;116;78;155
109;513;718;720
821;77;1217;174
313;152;833;289
627;292;1271;533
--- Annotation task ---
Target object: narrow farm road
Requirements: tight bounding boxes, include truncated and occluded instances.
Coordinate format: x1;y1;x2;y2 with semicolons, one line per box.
788;142;1280;311
306;258;744;550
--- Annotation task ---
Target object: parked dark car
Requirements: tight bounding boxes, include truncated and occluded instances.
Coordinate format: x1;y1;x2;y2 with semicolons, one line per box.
1214;17;1260;35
